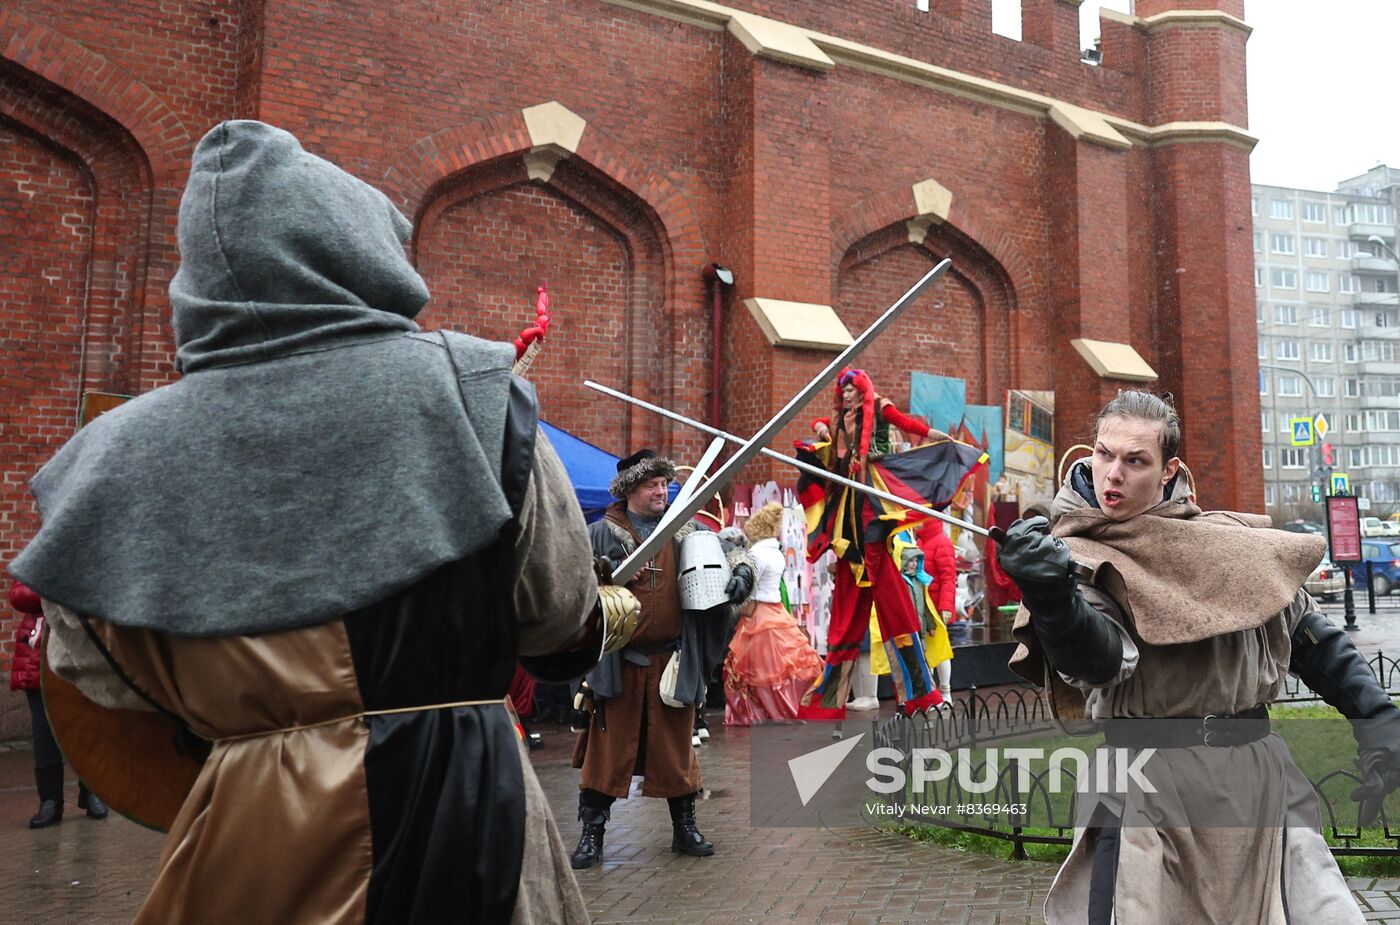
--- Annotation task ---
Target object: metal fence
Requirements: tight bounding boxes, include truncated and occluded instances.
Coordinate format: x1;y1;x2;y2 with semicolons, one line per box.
870;657;1400;858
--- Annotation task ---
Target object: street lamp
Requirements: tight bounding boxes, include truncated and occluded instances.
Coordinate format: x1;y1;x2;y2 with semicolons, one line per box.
1366;234;1400;264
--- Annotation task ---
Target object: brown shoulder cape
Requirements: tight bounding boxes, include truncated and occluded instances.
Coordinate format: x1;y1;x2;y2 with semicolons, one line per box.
1009;463;1324;724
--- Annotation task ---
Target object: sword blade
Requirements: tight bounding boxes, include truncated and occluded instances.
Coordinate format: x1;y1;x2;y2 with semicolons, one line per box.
609;258;952;584
655;437;727;536
585;380;989;538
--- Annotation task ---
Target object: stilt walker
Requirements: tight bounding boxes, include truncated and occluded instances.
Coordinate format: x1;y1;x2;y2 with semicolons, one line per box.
796;368;985;719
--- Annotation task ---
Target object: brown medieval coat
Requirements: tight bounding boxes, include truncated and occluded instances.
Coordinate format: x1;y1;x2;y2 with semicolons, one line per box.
575;502;700;799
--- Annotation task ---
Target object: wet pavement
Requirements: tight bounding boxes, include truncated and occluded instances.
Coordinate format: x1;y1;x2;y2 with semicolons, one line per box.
0;595;1398;923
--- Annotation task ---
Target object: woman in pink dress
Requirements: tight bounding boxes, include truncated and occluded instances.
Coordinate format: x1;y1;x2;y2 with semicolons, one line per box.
724;503;825;725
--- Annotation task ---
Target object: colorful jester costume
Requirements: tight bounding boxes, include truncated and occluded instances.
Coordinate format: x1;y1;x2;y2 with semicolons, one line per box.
796;368;986;719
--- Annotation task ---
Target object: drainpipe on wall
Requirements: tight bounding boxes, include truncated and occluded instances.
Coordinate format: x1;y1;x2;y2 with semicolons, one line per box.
701;263;734;429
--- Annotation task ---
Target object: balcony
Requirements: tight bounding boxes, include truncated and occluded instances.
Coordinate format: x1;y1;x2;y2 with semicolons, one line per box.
1355;291;1400;307
1352;222;1396;241
1354;254;1400;274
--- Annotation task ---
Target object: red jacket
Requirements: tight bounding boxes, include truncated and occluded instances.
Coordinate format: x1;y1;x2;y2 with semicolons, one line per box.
8;581;43;692
916;526;957;617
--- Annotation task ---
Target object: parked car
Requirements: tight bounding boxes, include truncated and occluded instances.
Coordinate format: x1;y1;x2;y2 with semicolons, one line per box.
1361;517;1400;537
1305;559;1345;602
1354;540;1400;597
1280;520;1325;535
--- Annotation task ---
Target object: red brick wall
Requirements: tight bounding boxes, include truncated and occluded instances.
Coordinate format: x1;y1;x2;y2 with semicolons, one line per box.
0;123;91;732
415;169;669;456
0;0;1256;736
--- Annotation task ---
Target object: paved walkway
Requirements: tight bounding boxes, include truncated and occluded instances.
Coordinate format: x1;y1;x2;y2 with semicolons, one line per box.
0;595;1396;923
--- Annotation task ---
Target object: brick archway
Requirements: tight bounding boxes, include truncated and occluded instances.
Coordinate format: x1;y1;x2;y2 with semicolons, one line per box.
830;185;1040;315
0;9;190;181
386;110;713;455
382;109;707;285
836;220;1018;407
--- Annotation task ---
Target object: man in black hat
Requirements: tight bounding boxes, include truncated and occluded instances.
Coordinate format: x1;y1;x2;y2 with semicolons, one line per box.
570;449;754;869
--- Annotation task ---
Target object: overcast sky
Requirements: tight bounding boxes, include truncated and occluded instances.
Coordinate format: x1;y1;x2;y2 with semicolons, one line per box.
992;1;1400;193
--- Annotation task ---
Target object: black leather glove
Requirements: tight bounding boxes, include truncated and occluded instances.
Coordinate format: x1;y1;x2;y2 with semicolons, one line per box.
996;517;1123;685
1290;610;1400;824
997;516;1072;587
725;564;755;605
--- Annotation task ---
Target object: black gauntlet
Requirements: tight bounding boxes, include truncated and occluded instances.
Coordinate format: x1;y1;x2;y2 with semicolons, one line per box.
997;517;1123;686
1290;610;1400;823
725;563;755;605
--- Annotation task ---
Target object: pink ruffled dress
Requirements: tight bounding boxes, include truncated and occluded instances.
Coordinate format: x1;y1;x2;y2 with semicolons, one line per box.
724;538;824;725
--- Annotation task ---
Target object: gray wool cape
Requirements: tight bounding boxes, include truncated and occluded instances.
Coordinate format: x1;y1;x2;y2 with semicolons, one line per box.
10;120;518;637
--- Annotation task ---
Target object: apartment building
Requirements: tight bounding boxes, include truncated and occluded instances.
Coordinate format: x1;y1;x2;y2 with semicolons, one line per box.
1254;168;1400;522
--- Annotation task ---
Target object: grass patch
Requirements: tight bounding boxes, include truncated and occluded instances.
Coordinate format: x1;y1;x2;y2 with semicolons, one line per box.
879;705;1400;876
884;820;1070;863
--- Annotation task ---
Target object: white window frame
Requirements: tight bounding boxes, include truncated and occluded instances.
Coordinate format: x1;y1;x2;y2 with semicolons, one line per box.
1275;339;1300;361
1303;237;1328;257
1255;266;1264;288
1271;233;1296;255
1316;376;1335;397
1272;268;1298;289
1341;274;1360;293
1302;202;1327;224
1339;241;1356;259
1275;304;1299;325
1310;306;1330;327
1278;375;1303;397
1262;448;1274;469
1341;309;1359;329
1280;447;1307;468
1270;200;1294;220
1306;271;1330;292
1310;342;1332;362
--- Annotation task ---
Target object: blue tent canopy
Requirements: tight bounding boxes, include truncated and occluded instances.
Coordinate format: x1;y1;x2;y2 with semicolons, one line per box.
539;420;677;522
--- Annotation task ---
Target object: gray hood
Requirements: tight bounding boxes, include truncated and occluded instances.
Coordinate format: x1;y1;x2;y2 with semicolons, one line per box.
171;120;425;372
12;121;519;637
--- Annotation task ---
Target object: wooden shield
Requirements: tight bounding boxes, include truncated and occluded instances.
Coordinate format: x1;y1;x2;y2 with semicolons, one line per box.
40;650;209;832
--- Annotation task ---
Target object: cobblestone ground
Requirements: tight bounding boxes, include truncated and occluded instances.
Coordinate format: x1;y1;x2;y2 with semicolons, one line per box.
0;595;1396;923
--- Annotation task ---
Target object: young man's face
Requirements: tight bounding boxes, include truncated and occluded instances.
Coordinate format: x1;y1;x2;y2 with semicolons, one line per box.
1091;416;1181;522
626;475;670;516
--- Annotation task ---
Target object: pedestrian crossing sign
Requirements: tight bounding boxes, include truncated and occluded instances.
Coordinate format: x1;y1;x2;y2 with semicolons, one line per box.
1331;473;1350;495
1290;418;1315;447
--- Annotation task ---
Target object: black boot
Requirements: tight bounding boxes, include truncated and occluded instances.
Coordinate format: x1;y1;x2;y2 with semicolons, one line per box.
570;792;613;870
77;784;108;820
29;764;63;829
668;792;714;857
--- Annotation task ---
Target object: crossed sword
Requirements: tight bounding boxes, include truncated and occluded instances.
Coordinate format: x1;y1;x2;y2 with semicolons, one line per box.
595;258;997;587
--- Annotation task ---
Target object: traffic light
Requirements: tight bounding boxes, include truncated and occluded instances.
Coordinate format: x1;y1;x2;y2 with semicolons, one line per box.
1322;442;1334;466
1311;484;1322;502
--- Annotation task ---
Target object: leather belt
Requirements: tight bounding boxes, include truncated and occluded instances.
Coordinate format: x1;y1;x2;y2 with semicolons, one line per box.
214;697;509;744
1102;704;1270;750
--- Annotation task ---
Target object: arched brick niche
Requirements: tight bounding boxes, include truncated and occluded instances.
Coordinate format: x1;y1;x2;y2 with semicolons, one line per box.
412;155;671;456
835;219;1016;411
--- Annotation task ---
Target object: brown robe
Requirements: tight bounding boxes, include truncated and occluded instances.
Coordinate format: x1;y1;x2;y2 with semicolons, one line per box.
577;503;700;799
